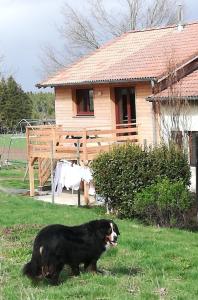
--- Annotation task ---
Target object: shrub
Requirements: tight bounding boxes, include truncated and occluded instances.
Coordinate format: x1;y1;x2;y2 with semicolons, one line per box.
92;143;191;219
149;143;191;186
133;178;193;227
92;144;151;217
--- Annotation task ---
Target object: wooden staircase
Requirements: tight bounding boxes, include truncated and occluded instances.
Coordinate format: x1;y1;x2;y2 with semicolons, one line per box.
38;158;56;189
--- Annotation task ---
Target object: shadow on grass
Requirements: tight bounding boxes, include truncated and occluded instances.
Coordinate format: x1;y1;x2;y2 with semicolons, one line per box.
29;267;75;287
28;265;142;287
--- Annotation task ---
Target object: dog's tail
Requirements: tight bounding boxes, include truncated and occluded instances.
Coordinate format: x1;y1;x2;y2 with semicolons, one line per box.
22;260;40;279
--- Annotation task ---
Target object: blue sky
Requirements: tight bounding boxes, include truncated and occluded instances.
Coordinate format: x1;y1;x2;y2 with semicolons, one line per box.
0;0;197;92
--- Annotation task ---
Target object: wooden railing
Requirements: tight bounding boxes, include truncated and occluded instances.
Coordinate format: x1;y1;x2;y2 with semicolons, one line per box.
26;124;138;196
26;124;139;162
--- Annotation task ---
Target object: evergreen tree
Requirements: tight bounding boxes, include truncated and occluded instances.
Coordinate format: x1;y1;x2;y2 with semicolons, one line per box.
0;76;32;131
0;78;8;132
28;92;55;120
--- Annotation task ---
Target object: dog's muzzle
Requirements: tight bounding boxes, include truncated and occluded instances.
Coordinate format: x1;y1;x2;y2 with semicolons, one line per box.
105;235;118;247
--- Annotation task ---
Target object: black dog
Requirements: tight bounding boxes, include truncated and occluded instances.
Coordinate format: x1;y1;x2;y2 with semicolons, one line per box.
23;219;120;284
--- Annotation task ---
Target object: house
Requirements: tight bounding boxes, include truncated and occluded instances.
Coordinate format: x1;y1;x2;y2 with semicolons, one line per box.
29;21;198;197
147;68;198;192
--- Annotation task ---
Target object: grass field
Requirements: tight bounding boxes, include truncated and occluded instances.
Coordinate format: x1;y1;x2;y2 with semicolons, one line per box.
0;164;198;299
1;190;198;300
0;134;26;150
0;134;27;163
0;164;30;189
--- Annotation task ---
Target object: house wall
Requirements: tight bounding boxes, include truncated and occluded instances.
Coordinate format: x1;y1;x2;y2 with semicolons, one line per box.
158;102;198;138
135;82;154;145
157;101;198;192
55;86;114;129
55;82;154;145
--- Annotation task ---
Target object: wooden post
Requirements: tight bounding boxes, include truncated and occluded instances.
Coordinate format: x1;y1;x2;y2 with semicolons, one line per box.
84;181;89;206
196;134;198;220
82;129;88;161
38;158;42;189
77;139;81;207
82;129;89;205
26;127;35;197
51;141;55;204
29;159;35;197
52;126;56;148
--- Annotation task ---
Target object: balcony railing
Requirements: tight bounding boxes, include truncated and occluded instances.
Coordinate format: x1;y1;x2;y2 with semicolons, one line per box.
26;124;139;161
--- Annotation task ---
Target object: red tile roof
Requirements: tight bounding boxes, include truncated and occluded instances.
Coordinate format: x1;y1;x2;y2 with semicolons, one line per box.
147;69;198;100
38;22;198;87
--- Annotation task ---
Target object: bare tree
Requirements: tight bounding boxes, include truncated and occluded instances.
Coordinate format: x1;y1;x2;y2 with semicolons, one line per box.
41;0;182;74
154;52;191;150
144;0;178;28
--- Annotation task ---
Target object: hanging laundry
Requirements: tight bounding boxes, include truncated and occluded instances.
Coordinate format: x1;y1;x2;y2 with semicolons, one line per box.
53;160;95;195
53;161;63;194
81;166;93;183
60;161;73;190
88;182;95;196
67;164;82;192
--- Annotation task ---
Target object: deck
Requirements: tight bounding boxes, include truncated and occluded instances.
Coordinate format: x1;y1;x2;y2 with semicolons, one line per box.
26;124;139;200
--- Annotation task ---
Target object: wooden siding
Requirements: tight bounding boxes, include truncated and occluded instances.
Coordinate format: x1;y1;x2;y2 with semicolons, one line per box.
55;82;154;145
55;86;113;129
135;82;154;145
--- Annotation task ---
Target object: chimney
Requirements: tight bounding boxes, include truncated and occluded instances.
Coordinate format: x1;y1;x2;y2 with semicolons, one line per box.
177;4;184;31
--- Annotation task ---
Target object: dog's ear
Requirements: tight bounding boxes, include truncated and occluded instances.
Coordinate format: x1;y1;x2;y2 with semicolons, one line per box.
88;220;106;232
113;222;120;235
88;220;110;236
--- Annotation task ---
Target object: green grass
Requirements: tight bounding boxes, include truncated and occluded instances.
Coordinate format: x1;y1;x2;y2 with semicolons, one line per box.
0;164;30;189
0;134;26;150
1;192;198;300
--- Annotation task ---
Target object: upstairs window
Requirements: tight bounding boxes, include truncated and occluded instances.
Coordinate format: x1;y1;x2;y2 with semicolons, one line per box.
76;89;94;116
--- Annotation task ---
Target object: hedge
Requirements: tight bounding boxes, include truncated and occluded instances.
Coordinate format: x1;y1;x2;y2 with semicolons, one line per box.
91;143;191;219
133;178;193;227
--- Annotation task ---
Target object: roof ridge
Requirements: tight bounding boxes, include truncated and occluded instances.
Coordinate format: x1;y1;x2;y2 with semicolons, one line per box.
128;20;198;34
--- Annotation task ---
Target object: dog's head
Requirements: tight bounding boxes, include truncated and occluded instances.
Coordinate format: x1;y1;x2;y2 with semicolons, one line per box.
90;219;120;248
104;220;120;248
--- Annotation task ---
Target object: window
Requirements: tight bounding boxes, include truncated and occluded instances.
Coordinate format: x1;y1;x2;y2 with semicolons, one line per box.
76;89;94;116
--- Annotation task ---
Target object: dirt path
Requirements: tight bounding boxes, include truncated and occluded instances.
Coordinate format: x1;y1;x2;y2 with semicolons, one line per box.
0;185;29;195
0;147;27;161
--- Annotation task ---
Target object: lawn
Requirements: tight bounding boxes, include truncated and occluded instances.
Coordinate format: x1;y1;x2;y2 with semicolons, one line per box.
0;134;27;163
0;134;26;150
1;191;198;300
0;164;30;189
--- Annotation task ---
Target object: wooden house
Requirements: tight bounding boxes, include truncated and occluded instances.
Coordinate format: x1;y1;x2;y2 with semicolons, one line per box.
28;21;198;197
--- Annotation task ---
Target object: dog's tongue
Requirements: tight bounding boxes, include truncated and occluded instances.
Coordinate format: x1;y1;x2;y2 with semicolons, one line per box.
105;237;117;247
110;241;117;247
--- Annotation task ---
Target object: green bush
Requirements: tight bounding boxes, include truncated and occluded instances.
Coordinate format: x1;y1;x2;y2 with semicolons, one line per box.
149;143;191;186
92;144;150;217
92;143;191;219
133;178;193;227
